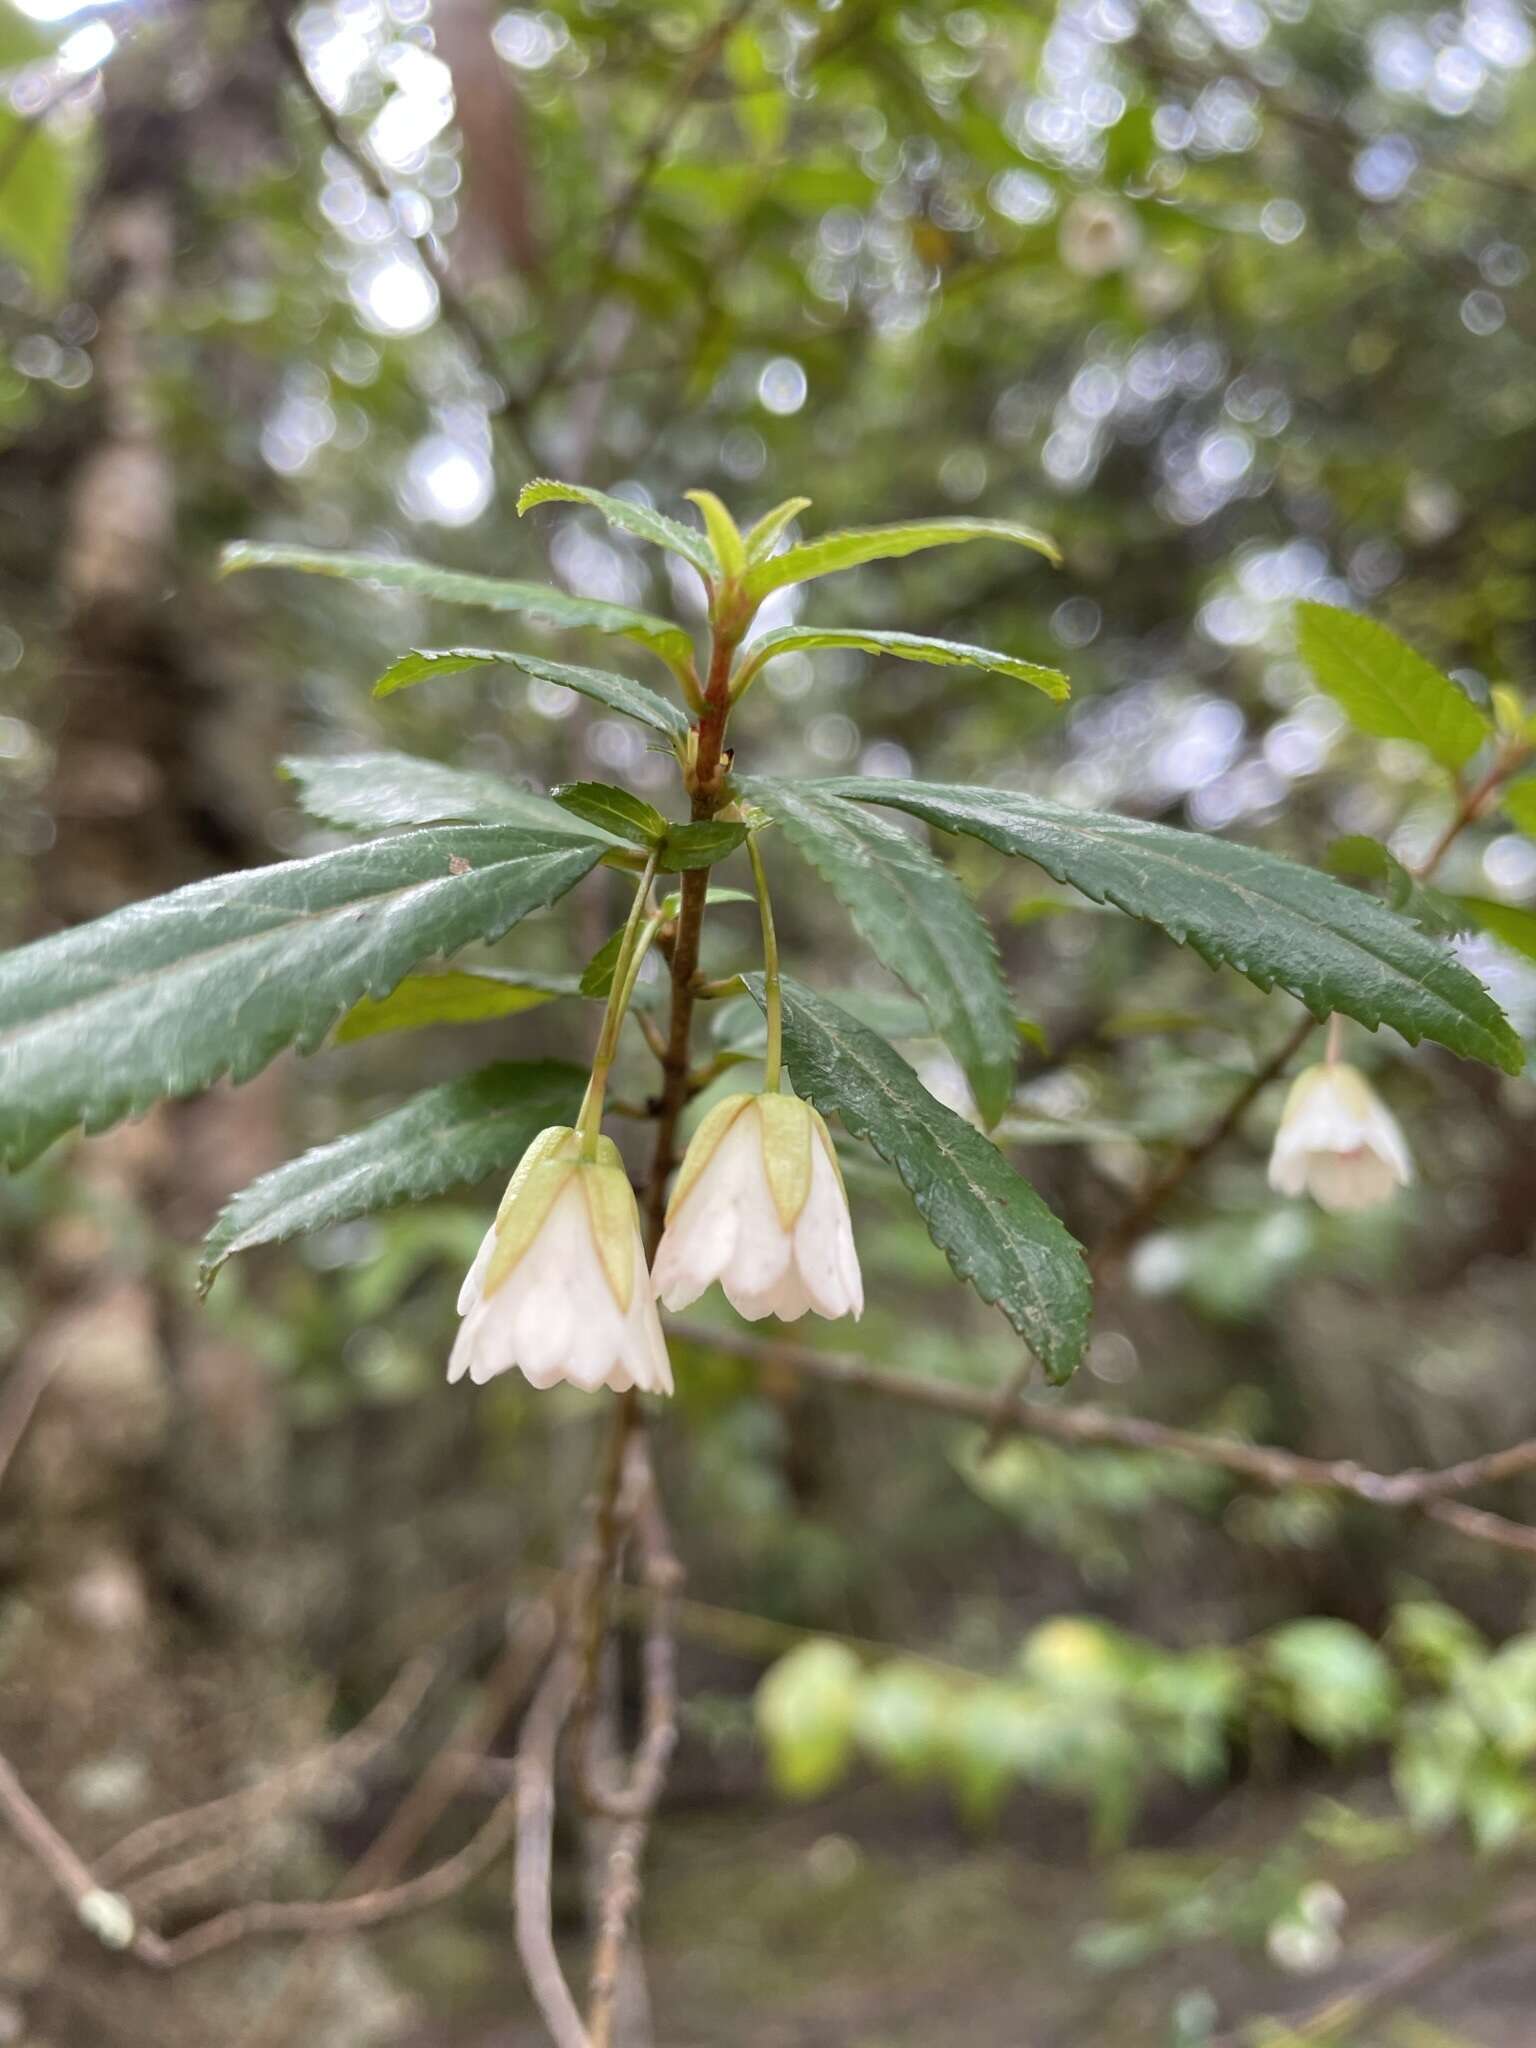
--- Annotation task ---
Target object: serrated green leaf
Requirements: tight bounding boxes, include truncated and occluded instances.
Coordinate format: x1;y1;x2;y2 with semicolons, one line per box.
824;778;1522;1075
517;478;716;578
1500;779;1536;837
744;496;812;565
219;543;696;676
744;976;1089;1383
551;781;667;847
334;967;582;1044
199;1059;584;1284
0;828;603;1170
657;819;749;872
1459;896;1536;965
371;645;688;737
741;778;1018;1127
1325;835;1471;938
1296;602;1490;772
735;626;1068;700
685;489;746;582
744;515;1059;602
281;752;596;837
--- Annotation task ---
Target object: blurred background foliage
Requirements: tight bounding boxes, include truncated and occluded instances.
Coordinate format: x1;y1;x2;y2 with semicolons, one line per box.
6;0;1536;2042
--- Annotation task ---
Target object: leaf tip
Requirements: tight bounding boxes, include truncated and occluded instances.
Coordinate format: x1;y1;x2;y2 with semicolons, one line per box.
516;478;561;516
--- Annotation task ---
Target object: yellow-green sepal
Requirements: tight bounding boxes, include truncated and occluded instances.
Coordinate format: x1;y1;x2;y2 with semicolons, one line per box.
685;489;746;585
494;1125;578;1225
756;1092;814;1230
579;1161;639;1311
485;1155;577;1295
666;1093;754;1221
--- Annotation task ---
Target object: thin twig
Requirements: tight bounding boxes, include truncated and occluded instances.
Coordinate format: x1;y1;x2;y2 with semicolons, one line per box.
0;1751;170;1966
673;1322;1536;1558
264;0;536;463
1210;1885;1536;2046
99;1653;438;1884
151;1789;523;1966
235;1599;556;2048
515;1653;591;2048
978;1011;1320;1453
1089;1012;1320;1279
584;1449;682;2048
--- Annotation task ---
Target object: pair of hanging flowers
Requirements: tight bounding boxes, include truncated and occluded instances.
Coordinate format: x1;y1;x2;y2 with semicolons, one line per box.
449;807;1413;1396
449;837;862;1397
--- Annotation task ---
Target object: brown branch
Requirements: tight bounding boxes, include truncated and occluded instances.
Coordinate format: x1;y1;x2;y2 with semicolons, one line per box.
584;1452;681;2048
234;1598;557;2048
264;0;537;463
976;1011;1320;1451
1211;1884;1536;2046
673;1322;1536;1558
99;1652;438;1885
0;1751;170;1967
515;1653;591;2048
1089;1011;1320;1279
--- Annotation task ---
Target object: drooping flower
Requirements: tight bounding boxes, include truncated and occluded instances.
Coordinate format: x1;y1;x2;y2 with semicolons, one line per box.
450;1127;672;1394
652;1092;863;1322
1058;194;1142;279
1267;1063;1414;1214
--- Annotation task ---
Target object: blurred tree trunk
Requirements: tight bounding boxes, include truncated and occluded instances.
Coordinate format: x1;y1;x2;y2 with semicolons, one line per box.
0;10;407;2044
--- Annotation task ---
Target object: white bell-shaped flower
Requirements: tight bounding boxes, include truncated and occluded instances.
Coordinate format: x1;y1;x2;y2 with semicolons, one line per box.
652;1092;863;1322
450;1127;672;1394
1268;1063;1414;1214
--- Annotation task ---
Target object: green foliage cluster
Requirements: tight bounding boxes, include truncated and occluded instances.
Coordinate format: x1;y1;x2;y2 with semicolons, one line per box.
757;1599;1536;1855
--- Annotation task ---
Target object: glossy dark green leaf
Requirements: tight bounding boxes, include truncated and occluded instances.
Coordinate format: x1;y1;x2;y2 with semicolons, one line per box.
199;1059;584;1284
552;781;668;846
744;975;1089;1383
1296;603;1490;771
517;478;716;578
825;778;1522;1075
0;827;603;1169
219;542;695;675
281;752;593;836
657;820;749;872
334;967;583;1043
742;778;1018;1126
371;646;689;736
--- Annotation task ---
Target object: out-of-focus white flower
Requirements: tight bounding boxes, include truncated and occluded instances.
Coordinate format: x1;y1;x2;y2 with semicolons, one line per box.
1267;1063;1413;1214
1058;194;1143;279
652;1093;863;1322
450;1127;672;1394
